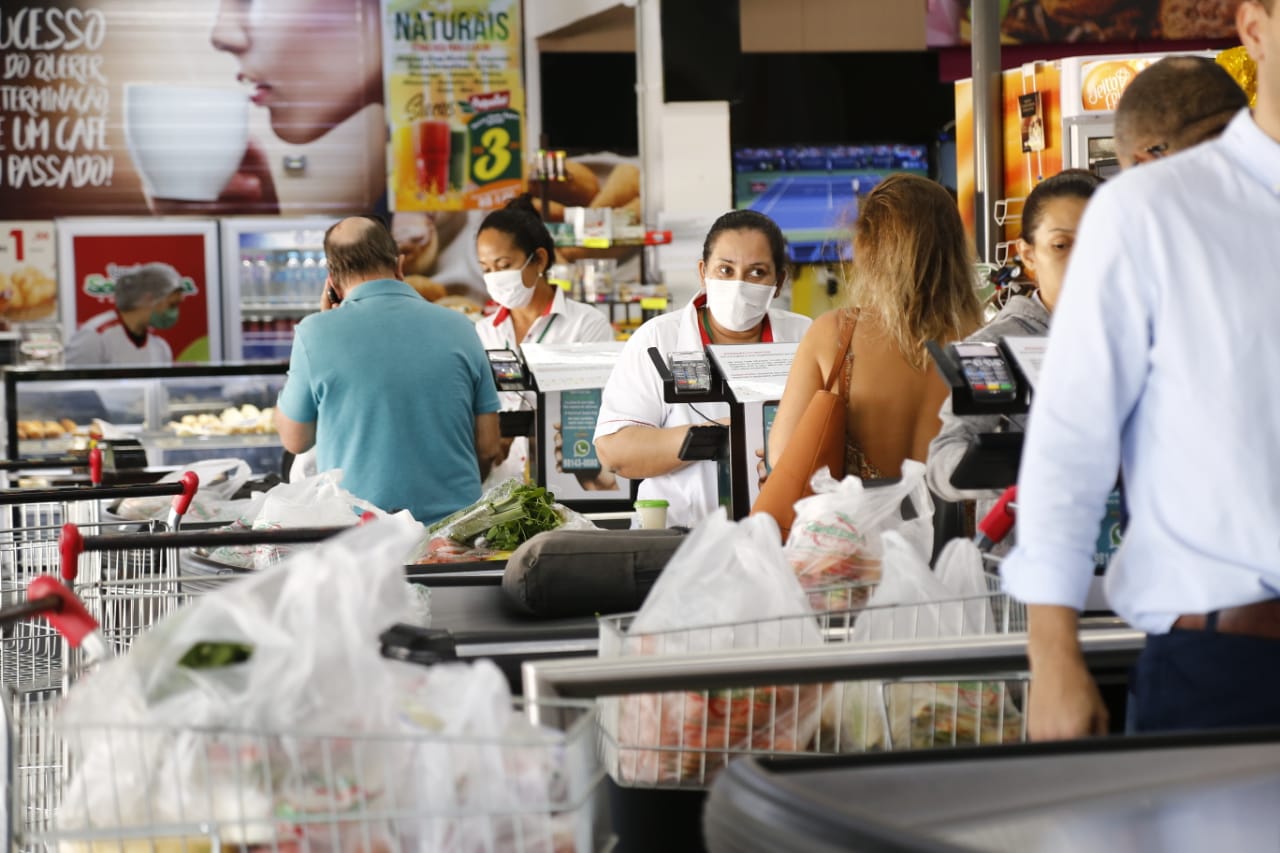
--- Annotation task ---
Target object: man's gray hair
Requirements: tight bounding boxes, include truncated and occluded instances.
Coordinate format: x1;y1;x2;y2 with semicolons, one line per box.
115;263;182;312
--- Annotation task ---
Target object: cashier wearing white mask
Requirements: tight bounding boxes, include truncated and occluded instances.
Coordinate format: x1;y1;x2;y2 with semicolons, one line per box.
595;210;811;528
475;194;615;486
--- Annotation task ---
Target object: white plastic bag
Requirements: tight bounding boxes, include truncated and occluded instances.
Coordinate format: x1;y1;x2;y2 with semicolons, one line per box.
203;469;392;570
393;660;592;853
112;458;253;524
784;458;935;611
605;510;827;785
831;532;1023;751
55;516;428;842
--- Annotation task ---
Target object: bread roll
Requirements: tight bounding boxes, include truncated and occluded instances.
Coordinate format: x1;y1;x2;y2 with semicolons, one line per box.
405;274;447;302
544;160;600;207
43;421;64;437
60;418;76;433
590;164;641;210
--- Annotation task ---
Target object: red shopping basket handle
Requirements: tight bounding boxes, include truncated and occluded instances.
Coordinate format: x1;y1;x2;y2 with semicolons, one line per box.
88;445;103;486
60;523;84;583
976;485;1017;551
27;575;99;647
171;470;200;518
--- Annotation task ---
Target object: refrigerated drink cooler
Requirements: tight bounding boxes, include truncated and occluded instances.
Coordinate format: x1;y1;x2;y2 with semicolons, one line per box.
219;217;337;360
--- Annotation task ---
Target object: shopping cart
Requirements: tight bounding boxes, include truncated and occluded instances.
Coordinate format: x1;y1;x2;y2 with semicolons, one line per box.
0;573;609;853
55;522;396;665
0;468;200;689
587;574;1029;791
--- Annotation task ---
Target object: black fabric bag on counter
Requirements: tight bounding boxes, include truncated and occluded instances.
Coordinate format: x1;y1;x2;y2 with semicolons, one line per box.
502;528;687;618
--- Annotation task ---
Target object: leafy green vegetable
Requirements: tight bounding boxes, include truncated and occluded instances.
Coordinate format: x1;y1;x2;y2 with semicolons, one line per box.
428;480;563;549
483;485;562;550
178;641;254;669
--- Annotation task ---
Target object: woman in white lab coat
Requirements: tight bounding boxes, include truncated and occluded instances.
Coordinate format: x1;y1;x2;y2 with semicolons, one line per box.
594;210;811;529
475;195;616;486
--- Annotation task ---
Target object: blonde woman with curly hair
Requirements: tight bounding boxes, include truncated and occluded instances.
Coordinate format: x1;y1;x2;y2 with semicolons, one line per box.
767;174;984;480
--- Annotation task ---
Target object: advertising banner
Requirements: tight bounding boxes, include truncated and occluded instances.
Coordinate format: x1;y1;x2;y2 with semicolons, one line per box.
0;1;385;218
928;0;1245;46
0;221;58;322
381;0;525;212
62;229;216;362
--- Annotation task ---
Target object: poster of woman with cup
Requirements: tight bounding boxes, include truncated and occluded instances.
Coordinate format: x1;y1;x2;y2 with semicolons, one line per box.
0;0;386;219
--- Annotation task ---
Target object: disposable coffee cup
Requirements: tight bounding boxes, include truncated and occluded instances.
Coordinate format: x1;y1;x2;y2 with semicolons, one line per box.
635;499;669;529
125;83;249;201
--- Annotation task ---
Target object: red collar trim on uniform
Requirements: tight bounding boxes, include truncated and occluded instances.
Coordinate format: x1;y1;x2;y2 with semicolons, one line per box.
491;290;557;327
103;311;149;349
694;292;773;347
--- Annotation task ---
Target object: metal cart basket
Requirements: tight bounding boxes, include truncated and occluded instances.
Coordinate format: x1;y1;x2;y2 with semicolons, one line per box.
2;560;609;853
557;576;1030;791
0;471;200;689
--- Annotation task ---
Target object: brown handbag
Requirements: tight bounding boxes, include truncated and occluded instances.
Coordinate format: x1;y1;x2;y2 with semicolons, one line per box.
751;309;857;541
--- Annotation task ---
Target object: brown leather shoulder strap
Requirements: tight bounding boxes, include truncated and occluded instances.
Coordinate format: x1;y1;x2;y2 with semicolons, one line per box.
823;308;859;393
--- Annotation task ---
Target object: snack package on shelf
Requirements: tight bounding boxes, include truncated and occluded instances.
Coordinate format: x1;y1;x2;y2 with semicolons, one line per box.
600;511;828;787
784;460;934;612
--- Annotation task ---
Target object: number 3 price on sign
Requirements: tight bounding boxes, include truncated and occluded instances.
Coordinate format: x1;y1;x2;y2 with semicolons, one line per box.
468;109;522;186
473;127;512;183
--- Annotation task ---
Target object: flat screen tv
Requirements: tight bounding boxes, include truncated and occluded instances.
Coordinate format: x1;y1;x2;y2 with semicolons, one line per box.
732;144;930;264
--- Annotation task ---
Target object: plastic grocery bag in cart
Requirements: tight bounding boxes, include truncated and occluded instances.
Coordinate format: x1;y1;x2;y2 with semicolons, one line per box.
393;659;601;853
600;510;827;786
53;516;427;842
785;459;934;612
830;531;1025;752
202;469;396;569
111;457;257;524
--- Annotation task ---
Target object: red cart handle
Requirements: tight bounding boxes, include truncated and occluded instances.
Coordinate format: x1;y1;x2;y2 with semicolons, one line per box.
60;523;84;583
171;471;200;517
28;575;99;647
88;445;103;486
976;485;1018;551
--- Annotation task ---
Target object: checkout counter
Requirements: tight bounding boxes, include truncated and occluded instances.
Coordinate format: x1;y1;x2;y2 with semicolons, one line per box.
705;726;1280;852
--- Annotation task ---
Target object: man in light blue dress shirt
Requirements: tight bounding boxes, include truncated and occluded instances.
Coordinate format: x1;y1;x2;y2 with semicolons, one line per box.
1003;0;1280;738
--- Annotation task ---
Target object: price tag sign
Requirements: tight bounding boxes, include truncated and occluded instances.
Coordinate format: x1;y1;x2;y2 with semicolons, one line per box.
0;221;58;324
640;297;669;310
582;237;612;249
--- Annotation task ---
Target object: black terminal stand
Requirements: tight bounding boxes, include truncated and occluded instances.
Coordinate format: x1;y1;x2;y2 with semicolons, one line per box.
926;338;1035;492
647;347;751;520
485;348;538;440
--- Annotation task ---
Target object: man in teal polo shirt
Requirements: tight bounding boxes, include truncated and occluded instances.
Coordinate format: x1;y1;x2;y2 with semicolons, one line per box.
274;216;502;524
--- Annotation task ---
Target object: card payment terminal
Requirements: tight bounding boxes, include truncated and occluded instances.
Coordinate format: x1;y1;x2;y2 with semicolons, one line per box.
953;341;1017;404
668;351;713;394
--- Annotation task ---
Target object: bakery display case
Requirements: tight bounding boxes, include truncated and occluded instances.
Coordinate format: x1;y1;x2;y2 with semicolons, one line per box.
3;363;289;473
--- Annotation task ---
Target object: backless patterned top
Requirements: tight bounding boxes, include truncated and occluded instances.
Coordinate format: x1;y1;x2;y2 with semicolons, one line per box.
837;307;885;481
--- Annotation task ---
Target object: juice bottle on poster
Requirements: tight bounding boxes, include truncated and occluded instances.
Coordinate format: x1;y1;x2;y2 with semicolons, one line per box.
392;125;416;204
415;118;451;196
448;120;469;195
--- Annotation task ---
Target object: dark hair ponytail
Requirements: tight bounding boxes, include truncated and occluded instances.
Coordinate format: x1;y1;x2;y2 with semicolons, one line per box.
701;209;790;284
478;193;556;270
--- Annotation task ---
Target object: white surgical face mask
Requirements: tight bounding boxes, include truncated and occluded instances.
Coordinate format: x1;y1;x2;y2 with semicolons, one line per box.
483;254;535;309
704;278;774;332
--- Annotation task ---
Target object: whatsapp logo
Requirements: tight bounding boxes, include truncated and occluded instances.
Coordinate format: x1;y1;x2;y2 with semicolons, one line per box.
573;439;591;457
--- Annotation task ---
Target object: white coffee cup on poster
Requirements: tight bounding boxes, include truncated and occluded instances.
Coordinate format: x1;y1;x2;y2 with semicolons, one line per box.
125;83;249;202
